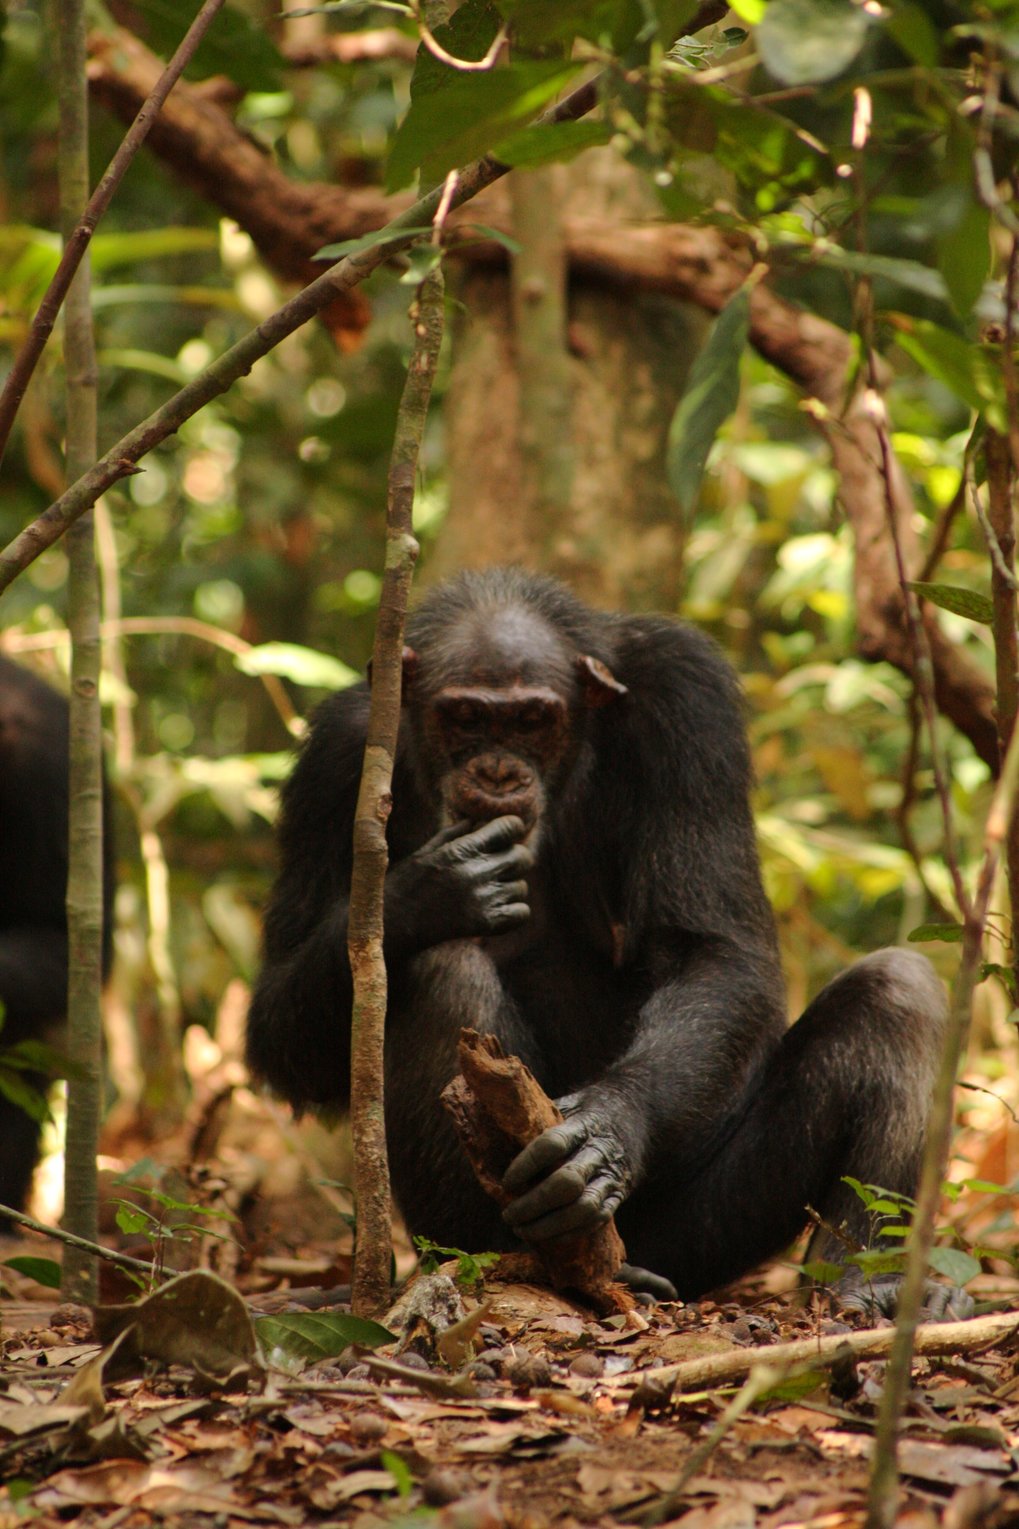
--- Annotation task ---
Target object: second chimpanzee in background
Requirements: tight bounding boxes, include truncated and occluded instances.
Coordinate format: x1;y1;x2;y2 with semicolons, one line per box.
0;655;114;1221
247;567;952;1310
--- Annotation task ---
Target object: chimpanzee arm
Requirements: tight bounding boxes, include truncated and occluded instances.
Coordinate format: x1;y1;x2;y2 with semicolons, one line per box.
504;617;786;1241
246;686;533;1111
0;930;69;1037
503;942;782;1239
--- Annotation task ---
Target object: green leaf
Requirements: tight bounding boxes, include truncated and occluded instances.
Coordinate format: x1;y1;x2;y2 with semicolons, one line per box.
255;1312;396;1366
129;0;284;90
115;1204;155;1236
387;60;580;191
801;1259;843;1285
497;0;656;49
892;318;1007;430
3;1256;62;1289
235;643;359;690
780;242;948;304
313;227;437;264
494;119;613;169
908;922;964;943
666;288;750;512
399;245;444;285
884;2;939;66
757;0;873;84
90;228;220;273
461;225;522;255
381;1450;414;1498
756;1369;826;1402
927;1246;981;1285
4;1038;81;1078
413;1237;500;1286
848;1248;906;1277
0;1070;51;1123
937;198;991;319
907;581;994;625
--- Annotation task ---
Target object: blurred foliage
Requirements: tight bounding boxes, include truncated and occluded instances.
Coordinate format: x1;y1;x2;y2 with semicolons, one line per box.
0;0;1017;1129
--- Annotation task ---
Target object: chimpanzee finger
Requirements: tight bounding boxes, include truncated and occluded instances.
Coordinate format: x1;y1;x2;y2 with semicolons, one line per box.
503;1140;612;1228
484;846;534;885
615;1264;678;1302
485;900;531;931
502;1118;588;1194
421;819;474;850
508;1181;616;1242
450;815;528;858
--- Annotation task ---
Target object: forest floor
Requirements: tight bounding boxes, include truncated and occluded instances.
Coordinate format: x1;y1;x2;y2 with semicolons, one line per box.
2;1076;1019;1529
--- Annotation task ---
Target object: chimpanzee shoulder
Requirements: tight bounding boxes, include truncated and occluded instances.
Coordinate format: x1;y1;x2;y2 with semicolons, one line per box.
548;612;771;950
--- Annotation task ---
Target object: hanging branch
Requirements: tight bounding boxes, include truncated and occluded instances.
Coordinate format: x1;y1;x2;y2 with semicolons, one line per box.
57;0;104;1307
0;0;226;467
348;265;445;1318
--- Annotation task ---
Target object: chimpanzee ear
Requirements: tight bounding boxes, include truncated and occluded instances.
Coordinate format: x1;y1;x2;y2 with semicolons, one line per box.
366;646;419;700
401;646;419;699
576;653;628;708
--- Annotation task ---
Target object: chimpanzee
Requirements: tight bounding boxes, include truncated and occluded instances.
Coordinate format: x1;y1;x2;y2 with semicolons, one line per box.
246;568;954;1311
0;655;114;1220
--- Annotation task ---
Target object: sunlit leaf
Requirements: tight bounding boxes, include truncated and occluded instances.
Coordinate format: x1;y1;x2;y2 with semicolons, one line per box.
3;1256;62;1289
907;923;964;944
801;1259;843;1285
494;119;612;168
927;1246;981;1285
90;228;220;272
313;227;436;264
892;318;1007;430
236;643;359;690
255;1312;396;1367
387;60;579;190
907;582;993;625
757;0;873;84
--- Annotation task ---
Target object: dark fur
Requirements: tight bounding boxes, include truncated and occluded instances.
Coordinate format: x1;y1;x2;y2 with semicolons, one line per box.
0;656;114;1217
246;569;945;1297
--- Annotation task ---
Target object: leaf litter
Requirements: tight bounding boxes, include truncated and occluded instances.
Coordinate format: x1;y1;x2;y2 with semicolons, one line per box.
3;1094;1019;1526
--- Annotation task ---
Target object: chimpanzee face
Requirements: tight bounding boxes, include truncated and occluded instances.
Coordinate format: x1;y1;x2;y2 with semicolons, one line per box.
402;605;628;838
432;682;570;831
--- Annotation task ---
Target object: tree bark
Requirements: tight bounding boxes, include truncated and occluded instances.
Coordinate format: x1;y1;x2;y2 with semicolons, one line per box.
58;0;104;1306
348;268;445;1316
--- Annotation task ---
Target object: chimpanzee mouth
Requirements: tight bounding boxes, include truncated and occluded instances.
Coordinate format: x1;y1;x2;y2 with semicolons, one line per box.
454;785;539;830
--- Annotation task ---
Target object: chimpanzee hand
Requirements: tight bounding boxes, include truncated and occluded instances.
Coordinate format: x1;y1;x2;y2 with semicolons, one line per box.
501;1094;634;1243
384;816;533;953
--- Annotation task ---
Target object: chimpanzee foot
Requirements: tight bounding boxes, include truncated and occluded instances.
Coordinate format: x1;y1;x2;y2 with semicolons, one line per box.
835;1269;974;1322
615;1263;679;1304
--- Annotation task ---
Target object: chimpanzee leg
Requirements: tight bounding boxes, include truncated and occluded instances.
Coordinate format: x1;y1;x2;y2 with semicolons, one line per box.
385;942;540;1253
619;949;946;1298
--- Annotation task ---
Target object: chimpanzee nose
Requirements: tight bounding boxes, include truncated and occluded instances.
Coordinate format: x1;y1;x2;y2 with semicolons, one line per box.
478;757;525;791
